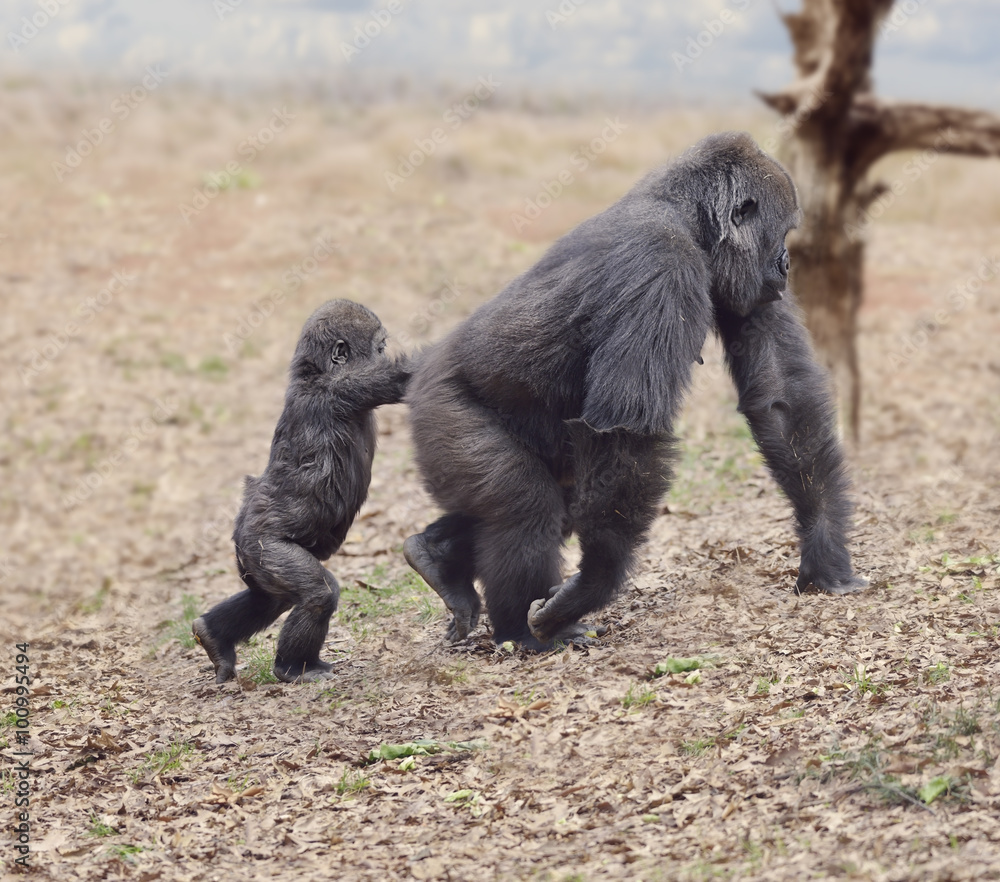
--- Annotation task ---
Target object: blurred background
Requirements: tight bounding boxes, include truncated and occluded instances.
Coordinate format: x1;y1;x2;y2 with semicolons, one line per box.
1;0;998;619
3;0;1000;105
0;0;997;616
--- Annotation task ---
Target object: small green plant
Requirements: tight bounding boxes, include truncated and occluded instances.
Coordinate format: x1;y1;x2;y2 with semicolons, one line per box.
132;741;193;782
160;352;188;374
849;663;887;696
130;482;156;502
239;339;262;359
910;527;937;543
150;742;191;774
87;815;118;838
444;789;484;816
109;844;145;861
79;578;112;614
203;168;260;190
680;737;714;757
226;773;258;793
243;636;278;685
68;432;101;467
320;685;346;709
415;596;445;625
334;769;370;797
919;776;953;805
740;836;764;868
365;739;486;764
429;661;469;686
198;355;229;379
722;722;748;741
949;705;983;737
681;858;733;880
651;656;712;678
622;683;657;710
925;662;951;685
338;567;431;635
919;700;986;762
958;575;984;603
821;736;927;809
754;677;771;696
512;686;544;706
156;594;201;650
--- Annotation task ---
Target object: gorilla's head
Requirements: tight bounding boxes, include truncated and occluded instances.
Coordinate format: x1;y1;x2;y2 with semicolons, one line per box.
292;299;388;379
669;132;800;317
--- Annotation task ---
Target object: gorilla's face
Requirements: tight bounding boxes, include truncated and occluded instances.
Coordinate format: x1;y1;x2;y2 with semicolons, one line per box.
761;243;791;304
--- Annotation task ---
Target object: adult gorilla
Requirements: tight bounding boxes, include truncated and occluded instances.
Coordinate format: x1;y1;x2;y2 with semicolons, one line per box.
405;132;866;650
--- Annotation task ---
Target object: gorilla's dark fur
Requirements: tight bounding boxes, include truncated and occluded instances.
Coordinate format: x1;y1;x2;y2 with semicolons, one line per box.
194;299;410;682
405;131;865;650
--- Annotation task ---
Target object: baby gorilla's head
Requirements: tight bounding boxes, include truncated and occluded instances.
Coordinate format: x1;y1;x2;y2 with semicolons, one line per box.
291;299;388;378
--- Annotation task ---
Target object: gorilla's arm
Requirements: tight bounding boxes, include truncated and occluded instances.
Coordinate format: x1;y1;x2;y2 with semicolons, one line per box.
716;299;865;594
580;234;713;434
324;355;412;412
526;265;711;643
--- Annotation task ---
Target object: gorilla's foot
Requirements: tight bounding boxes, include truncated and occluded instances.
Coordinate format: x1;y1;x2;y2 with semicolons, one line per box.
796;574;869;596
404;532;481;641
525;598;607;649
192;617;237;684
273;658;336;684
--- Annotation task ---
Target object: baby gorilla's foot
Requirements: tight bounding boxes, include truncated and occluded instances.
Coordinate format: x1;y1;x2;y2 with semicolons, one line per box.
192;617;237;684
273;658;337;684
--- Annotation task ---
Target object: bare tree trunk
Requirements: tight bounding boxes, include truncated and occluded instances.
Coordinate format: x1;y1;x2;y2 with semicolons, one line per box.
779;133;866;440
758;0;1000;441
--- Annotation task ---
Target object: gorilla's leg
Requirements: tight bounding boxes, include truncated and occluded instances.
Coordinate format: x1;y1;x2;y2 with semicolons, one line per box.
718;302;866;595
238;538;342;682
193;589;291;684
528;428;672;643
476;503;566;649
403;512;481;641
409;376;571;646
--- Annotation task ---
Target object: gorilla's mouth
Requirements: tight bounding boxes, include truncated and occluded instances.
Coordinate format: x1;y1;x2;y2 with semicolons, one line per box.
761;281;785;303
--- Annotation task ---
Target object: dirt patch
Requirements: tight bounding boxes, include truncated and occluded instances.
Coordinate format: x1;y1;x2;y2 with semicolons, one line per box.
2;82;1000;881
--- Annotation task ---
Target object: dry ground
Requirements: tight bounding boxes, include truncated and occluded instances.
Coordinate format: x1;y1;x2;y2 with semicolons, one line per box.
1;78;999;882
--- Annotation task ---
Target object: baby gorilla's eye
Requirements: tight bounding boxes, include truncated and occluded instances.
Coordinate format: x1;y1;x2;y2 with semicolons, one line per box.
376;341;386;355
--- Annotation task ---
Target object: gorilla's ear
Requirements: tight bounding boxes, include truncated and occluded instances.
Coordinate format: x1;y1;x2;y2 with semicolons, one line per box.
731;198;757;228
331;339;349;365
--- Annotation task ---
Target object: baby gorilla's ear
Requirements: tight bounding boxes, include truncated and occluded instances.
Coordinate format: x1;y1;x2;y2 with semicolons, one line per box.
332;339;349;365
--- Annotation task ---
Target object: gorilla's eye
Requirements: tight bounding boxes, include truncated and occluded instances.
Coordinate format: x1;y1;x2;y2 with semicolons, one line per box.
731;198;758;227
376;340;386;355
331;340;349;365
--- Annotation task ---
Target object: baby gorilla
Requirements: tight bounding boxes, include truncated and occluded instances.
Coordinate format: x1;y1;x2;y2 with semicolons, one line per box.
193;299;410;683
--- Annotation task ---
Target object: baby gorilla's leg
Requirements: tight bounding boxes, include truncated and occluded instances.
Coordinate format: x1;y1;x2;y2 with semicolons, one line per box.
249;540;341;683
193;590;291;683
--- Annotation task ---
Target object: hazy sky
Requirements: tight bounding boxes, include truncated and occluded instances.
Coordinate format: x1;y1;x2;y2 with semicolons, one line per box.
3;0;999;109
